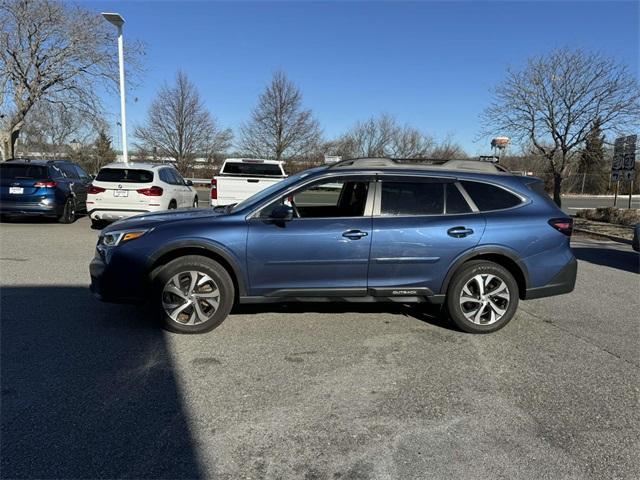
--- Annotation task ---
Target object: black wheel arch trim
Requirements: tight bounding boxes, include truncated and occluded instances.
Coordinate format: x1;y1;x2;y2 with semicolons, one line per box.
146;238;248;296
439;245;531;296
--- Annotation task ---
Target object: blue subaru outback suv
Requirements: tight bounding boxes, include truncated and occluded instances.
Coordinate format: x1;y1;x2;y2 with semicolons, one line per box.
90;158;576;334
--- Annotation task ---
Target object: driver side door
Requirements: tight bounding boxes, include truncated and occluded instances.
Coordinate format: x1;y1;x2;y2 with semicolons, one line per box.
246;175;375;296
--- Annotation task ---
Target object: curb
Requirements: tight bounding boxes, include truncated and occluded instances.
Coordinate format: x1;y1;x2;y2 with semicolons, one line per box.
573;228;632;245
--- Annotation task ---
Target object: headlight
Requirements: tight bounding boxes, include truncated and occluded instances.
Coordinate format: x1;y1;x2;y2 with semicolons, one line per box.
100;228;152;247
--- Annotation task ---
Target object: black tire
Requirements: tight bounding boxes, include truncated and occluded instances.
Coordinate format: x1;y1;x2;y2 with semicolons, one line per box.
193;196;199;208
91;218;107;230
58;197;76;224
168;200;177;210
446;260;519;334
154;255;234;334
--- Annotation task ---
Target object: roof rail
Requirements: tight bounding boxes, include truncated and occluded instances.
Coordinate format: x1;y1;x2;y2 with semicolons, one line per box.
328;157;510;173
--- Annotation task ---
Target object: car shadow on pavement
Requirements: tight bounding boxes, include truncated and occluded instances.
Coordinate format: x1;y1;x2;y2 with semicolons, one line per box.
232;302;458;331
0;286;202;479
572;246;639;274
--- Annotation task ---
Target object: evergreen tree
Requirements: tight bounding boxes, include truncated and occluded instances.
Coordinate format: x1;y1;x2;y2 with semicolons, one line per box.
577;117;607;194
94;130;117;174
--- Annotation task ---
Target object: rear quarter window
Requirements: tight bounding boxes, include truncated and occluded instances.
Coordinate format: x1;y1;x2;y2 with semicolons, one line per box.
460;180;522;211
96;168;154;183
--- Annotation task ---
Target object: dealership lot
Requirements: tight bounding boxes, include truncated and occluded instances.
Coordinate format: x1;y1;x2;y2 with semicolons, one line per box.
1;217;638;479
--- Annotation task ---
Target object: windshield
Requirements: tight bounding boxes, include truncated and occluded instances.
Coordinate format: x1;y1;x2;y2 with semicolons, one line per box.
231;167;325;213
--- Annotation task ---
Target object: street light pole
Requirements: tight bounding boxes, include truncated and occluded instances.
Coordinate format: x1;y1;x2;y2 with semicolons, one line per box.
101;13;128;165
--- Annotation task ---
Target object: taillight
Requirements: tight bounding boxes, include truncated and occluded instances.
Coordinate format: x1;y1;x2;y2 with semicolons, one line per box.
34;180;57;188
88;185;106;194
136;186;163;196
549;218;573;236
211;178;217;200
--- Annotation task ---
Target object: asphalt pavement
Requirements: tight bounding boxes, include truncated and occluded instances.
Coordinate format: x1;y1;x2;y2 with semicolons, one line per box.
1;216;638;479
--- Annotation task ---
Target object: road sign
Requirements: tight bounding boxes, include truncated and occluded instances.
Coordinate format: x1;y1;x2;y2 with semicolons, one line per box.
611;134;637;181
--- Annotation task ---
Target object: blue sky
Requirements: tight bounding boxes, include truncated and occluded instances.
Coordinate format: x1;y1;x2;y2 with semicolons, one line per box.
86;1;639;155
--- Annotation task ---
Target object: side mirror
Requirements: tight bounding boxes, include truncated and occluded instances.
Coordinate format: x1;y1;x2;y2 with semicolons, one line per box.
270;205;294;221
185;180;194;186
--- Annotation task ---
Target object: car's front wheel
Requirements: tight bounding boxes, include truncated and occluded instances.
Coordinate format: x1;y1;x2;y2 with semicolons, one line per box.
446;260;519;333
154;255;234;334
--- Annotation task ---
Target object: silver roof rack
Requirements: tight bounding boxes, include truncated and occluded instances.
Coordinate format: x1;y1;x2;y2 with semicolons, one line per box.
328;157;510;173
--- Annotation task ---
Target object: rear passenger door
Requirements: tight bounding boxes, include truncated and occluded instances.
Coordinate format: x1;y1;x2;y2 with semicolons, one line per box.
169;169;192;207
368;176;486;296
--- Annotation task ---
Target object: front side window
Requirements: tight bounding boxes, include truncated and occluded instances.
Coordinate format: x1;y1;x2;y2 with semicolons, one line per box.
460;180;522;211
380;181;444;216
259;178;370;219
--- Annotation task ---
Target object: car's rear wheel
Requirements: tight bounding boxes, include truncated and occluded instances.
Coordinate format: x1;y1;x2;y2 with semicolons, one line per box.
193;196;198;208
168;200;177;210
58;197;76;224
446;260;519;333
154;255;234;334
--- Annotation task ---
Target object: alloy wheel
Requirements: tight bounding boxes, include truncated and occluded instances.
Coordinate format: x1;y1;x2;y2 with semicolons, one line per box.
459;274;510;325
162;271;221;325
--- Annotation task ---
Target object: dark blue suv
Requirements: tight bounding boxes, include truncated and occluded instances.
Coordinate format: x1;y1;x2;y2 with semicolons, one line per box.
90;158;577;334
0;159;92;223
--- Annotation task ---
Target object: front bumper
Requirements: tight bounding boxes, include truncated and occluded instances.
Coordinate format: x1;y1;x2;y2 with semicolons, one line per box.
524;256;577;300
89;247;150;303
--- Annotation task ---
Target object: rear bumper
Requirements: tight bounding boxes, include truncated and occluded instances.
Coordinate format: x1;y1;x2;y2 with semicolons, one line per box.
89;209;150;222
0;200;61;217
524;257;577;300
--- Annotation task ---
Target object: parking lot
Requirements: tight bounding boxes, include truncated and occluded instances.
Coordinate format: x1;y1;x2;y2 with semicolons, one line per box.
1;216;638;479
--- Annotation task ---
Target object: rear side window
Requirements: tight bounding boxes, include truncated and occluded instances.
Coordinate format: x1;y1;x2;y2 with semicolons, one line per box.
96;168;153;183
446;184;472;214
168;169;185;185
222;162;283;176
59;164;79;179
159;168;173;184
380;182;444;216
0;164;49;179
73;165;91;180
460;181;522;211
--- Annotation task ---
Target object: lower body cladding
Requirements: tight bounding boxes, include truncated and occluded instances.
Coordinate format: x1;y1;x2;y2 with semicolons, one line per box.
239;287;444;304
90;252;577;306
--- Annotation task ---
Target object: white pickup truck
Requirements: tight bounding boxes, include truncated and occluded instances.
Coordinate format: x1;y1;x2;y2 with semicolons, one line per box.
210;158;287;206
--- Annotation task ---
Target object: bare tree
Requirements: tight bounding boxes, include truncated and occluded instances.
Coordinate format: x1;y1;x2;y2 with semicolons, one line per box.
0;0;143;161
332;113;442;159
18;103;106;157
482;48;640;206
240;70;321;160
134;71;232;175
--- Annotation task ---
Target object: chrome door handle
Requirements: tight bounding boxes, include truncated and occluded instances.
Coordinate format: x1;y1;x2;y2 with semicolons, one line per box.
447;226;474;238
342;230;368;239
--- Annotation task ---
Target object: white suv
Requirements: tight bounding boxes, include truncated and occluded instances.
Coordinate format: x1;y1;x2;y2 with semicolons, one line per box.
87;162;198;227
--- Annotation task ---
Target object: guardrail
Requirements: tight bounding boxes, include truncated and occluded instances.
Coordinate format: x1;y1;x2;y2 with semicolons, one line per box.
185;178;211;185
